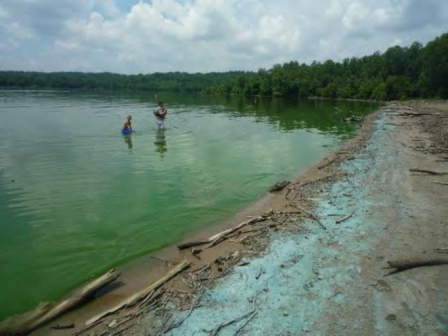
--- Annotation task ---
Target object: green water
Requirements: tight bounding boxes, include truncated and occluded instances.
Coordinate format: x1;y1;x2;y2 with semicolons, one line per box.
0;90;374;320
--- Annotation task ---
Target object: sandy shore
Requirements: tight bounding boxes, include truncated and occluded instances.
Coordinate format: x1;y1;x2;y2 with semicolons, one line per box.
18;101;448;335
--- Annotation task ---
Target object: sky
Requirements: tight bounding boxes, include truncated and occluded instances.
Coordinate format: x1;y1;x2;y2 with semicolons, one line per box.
0;0;447;74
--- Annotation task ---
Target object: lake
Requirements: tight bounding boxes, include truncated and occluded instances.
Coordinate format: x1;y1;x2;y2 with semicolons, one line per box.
0;90;374;320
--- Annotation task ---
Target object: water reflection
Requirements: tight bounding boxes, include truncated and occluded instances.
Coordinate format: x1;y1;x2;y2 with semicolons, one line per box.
154;130;167;156
123;134;133;149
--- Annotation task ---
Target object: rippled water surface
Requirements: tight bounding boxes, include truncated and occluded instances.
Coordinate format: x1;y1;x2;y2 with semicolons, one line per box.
0;90;374;320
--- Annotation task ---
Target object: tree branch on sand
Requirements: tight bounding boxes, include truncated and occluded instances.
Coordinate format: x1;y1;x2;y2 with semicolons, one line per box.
0;269;120;335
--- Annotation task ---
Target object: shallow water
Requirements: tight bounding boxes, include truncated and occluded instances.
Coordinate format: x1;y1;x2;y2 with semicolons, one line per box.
0;90;374;320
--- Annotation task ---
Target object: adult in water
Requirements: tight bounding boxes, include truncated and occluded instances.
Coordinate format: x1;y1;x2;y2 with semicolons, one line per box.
154;102;167;130
122;115;133;134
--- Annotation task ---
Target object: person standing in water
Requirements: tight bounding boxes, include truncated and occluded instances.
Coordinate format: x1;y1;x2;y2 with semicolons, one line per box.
122;115;133;134
154;102;167;130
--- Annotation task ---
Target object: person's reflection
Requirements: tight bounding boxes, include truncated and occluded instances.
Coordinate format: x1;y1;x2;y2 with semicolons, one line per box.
123;134;133;149
154;130;168;156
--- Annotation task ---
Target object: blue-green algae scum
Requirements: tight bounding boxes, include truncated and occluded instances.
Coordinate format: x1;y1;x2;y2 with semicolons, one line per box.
0;90;374;320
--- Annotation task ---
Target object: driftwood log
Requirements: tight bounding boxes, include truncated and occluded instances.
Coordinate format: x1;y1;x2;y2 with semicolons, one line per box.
86;261;190;326
177;217;266;250
387;258;448;274
409;168;448;176
206;217;266;249
269;180;290;192
0;269;120;336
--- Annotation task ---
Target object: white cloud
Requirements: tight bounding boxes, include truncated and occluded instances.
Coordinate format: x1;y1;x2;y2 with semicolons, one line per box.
0;0;447;73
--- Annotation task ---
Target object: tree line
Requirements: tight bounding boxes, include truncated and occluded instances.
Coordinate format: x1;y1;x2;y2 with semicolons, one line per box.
0;32;447;100
206;33;448;100
0;71;247;92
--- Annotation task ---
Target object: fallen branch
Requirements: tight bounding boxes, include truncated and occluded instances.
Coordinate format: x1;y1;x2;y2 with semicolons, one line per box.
229;226;269;237
410;168;448;176
387;258;448;274
297;173;347;190
72;319;103;336
210;289;262;336
255;266;263;280
86;261;190;326
51;324;75;330
384;122;403;126
207;217;266;248
336;212;354;224
433;181;448;186
177;217;266;251
107;323;134;336
235;312;257;335
399;112;441;117
291;205;327;230
0;269;120;336
177;240;210;250
269;180;290;192
162;291;205;334
318;159;335;170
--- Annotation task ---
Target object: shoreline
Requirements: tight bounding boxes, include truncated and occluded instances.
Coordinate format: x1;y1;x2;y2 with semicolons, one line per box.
16;100;448;334
14;106;382;335
122;101;447;335
143;100;446;335
0;91;372;331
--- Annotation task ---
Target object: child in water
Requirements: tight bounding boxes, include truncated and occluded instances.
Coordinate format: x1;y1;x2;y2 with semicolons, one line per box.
154;102;167;130
122;115;133;134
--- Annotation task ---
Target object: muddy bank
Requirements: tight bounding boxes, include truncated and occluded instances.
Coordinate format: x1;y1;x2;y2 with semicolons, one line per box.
19;101;448;335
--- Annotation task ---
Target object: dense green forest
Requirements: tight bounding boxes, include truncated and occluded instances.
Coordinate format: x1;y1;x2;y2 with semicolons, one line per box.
0;71;248;92
206;33;448;100
1;33;447;100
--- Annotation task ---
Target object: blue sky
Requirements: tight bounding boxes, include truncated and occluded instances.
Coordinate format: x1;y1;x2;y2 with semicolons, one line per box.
0;0;447;74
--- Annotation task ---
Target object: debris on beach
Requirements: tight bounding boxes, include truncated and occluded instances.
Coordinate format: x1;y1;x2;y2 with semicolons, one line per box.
269;180;291;192
343;115;363;123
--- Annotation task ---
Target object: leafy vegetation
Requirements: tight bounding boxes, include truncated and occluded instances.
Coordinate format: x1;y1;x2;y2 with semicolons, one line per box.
1;33;447;100
206;33;448;100
0;71;249;92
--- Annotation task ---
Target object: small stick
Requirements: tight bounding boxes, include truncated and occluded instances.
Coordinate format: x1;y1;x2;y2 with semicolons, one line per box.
336;212;354;224
137;290;155;309
255;266;263;280
191;263;211;274
110;323;134;336
72;320;103;336
433;181;448;186
386;258;448;274
235;312;257;335
318;159;335;170
410;168;448;176
292;205;327;230
162;291;205;334
210;289;263;336
51;324;75;330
